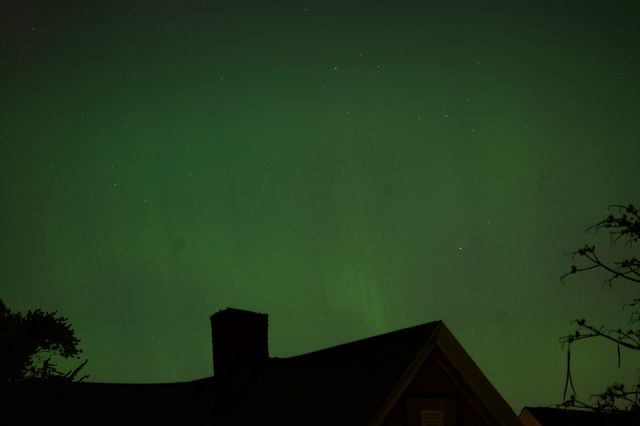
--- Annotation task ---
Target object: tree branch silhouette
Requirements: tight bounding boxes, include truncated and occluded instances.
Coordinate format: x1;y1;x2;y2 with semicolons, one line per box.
0;299;88;383
558;203;639;412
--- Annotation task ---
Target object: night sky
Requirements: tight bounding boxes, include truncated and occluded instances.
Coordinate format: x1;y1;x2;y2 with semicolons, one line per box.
1;0;639;413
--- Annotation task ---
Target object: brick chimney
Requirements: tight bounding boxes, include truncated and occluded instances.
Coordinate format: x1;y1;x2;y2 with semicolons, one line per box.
210;307;269;383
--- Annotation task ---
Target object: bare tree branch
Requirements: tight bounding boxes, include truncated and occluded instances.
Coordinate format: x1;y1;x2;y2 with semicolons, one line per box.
559;203;639;412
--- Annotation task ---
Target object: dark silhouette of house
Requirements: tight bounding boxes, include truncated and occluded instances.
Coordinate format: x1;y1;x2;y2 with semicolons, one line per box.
519;406;640;426
3;307;521;425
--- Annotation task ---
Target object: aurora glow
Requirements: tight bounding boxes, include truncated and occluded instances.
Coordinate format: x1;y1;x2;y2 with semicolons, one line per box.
1;0;638;412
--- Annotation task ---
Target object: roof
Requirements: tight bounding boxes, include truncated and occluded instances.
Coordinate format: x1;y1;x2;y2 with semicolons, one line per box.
222;320;520;425
3;319;520;425
223;321;441;425
2;379;224;425
520;406;640;426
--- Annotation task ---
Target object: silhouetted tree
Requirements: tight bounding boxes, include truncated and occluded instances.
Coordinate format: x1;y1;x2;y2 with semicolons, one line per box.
0;299;88;382
559;203;639;411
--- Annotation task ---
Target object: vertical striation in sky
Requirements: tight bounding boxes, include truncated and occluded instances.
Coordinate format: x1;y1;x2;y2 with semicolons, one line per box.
1;0;639;412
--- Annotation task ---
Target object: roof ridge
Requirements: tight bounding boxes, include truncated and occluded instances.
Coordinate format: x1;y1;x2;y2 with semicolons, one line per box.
272;320;442;361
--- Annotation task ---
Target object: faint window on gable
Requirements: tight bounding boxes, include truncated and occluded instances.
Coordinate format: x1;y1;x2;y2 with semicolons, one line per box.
406;398;456;426
420;409;444;426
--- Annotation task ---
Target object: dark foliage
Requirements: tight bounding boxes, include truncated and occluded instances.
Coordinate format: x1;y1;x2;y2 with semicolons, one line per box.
559;204;639;411
0;299;88;382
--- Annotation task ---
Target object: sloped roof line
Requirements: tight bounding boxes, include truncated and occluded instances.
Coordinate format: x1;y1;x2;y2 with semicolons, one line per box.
219;320;442;425
436;323;521;425
369;321;521;426
271;320;440;362
368;320;443;425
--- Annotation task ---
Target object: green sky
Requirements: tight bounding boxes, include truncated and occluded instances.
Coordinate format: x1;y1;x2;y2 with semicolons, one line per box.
1;0;638;412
